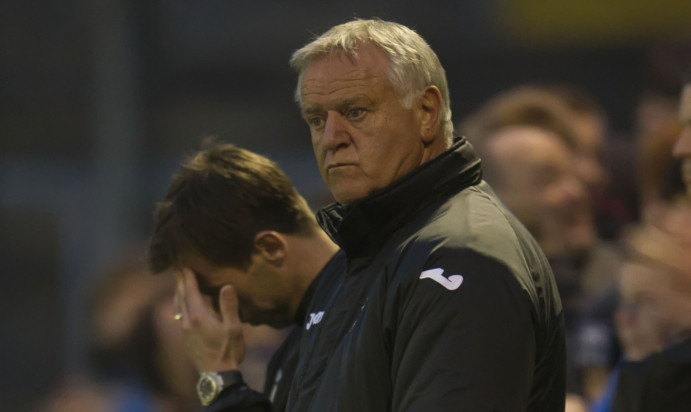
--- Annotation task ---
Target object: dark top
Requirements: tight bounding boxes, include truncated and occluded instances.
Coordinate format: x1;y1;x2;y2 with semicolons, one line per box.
612;336;691;412
288;138;566;411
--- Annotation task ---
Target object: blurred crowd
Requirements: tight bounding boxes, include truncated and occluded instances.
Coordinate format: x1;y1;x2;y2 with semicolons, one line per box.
36;72;691;411
458;79;691;411
37;253;286;412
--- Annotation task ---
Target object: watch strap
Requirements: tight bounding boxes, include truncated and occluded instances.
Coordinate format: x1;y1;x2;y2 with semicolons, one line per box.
218;370;244;388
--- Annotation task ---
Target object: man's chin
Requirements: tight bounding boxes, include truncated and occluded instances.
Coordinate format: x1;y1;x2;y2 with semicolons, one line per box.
327;179;374;204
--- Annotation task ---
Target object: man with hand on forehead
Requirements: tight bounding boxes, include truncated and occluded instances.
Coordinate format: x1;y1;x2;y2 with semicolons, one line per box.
147;143;345;411
285;18;566;411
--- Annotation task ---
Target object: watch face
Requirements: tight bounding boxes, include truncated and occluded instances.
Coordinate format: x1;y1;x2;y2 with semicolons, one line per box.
197;375;219;406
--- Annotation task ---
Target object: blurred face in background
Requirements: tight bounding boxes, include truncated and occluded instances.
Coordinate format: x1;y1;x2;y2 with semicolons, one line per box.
621;203;691;338
674;83;691;198
615;260;672;360
487;126;595;258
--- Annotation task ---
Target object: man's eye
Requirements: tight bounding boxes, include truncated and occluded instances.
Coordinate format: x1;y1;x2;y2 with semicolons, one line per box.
308;117;324;128
347;108;365;119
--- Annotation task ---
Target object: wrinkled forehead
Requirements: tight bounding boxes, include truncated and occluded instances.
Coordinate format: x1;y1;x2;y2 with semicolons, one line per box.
681;84;691;123
302;39;391;67
300;45;391;79
296;43;393;97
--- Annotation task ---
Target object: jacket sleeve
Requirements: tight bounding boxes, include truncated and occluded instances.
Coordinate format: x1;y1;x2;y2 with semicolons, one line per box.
388;248;537;412
205;326;303;412
204;383;272;412
262;327;302;412
205;322;304;412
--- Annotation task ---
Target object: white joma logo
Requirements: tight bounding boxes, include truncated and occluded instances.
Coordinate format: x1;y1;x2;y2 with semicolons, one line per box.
419;268;464;290
305;311;325;330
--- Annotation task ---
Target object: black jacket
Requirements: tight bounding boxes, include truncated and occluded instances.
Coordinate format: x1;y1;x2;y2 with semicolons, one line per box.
288;138;566;411
612;336;691;412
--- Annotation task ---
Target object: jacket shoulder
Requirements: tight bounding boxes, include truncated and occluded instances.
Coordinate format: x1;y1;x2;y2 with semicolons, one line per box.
388;182;557;313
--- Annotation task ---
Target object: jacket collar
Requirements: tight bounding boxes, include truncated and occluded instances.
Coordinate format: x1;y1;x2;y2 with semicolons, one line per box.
317;137;482;261
293;250;345;324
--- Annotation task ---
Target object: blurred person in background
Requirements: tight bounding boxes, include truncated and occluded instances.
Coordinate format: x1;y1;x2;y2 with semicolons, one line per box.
637;121;686;208
147;142;344;411
545;86;635;244
608;203;691;411
461;87;597;259
591;70;691;412
547;86;610;202
460;87;623;403
636;65;690;210
40;256;199;412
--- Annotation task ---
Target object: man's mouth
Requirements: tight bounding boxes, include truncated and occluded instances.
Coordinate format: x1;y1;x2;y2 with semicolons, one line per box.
327;163;356;171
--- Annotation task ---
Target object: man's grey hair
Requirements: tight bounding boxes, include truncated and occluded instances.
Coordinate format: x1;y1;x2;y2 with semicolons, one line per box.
290;19;453;142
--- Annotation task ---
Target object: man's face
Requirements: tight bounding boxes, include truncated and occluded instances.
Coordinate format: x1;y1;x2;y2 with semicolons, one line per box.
616;261;671;359
674;83;691;197
488;126;595;257
183;255;293;328
298;43;426;203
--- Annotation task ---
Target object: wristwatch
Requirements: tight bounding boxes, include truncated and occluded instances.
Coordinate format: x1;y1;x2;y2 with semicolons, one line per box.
196;370;244;406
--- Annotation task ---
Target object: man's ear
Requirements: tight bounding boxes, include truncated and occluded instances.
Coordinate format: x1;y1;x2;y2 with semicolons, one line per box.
253;231;287;267
417;86;443;145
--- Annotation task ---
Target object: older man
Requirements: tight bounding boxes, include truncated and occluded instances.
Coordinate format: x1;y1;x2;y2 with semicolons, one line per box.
286;19;565;411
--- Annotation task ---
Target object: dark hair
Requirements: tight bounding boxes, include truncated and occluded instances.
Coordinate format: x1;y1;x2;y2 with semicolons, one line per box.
544;84;606;120
148;143;316;273
459;86;579;184
684;69;691;86
460;86;578;148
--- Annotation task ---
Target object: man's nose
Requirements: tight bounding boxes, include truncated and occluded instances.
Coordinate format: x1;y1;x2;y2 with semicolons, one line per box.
322;111;350;150
562;174;588;205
